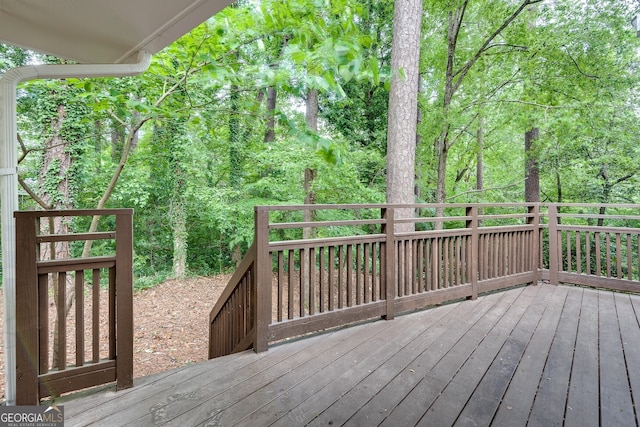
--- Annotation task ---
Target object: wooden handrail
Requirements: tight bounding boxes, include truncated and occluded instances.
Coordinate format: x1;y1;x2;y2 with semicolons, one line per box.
37;231;116;243
208;243;256;324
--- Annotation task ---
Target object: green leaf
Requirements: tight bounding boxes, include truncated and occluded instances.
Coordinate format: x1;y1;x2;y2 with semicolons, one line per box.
370;57;380;85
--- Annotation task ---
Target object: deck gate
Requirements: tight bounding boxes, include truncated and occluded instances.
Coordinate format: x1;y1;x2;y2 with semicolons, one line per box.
14;209;133;405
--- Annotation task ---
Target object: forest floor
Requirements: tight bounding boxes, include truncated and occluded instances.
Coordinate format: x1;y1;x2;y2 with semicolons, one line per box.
0;274;230;403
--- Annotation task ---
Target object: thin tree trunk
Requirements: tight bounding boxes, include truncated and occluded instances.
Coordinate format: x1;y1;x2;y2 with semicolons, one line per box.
434;3;465;224
302;88;319;302
229;87;242;190
264;36;289;143
477;117;485;219
434;0;539;221
264;86;277;143
171;169;187;280
476;119;484;195
303;88;319;240
525;127;540;203
230;86;243;265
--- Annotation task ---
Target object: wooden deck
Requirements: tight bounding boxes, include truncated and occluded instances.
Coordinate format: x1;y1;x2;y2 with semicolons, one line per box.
62;283;640;426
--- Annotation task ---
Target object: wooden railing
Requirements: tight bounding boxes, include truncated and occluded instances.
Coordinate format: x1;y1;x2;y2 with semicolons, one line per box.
209;203;546;358
543;203;640;293
14;209;133;405
208;243;257;358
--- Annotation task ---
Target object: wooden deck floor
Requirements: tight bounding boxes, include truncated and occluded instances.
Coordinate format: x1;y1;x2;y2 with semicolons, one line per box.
62;283;640;426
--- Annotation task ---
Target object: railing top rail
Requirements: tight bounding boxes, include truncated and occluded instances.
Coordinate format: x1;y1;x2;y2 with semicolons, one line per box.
556;213;640;221
256;203;543;212
270;219;386;230
270;234;386;249
548;203;640;209
37;231;116;243
209;243;257;324
557;224;640;234
260;203;543;230
14;208;133;218
258;203;640;213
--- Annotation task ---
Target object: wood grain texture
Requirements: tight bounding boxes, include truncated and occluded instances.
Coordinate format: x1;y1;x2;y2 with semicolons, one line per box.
62;284;640;427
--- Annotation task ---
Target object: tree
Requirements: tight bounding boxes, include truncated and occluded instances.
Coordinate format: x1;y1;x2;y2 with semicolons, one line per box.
10;0;638;287
524;127;539;202
430;0;543;214
386;0;423;231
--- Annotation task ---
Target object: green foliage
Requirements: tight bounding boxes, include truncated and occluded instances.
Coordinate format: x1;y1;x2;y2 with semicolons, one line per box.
8;0;640;287
417;0;640;205
134;271;171;291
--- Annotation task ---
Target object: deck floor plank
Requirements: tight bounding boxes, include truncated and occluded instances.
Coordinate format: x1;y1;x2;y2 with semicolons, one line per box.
599;290;637;427
61;284;640;427
343;288;522;427
66;316;374;426
527;286;583;427
375;286;530;426
239;302;459;427
217;305;446;425
413;284;542;427
614;292;640;425
491;285;569;426
62;345;287;425
155;315;395;426
296;292;495;427
564;287;600;427
452;284;555;427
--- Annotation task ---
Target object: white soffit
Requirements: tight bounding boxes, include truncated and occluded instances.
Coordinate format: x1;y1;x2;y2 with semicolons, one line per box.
0;0;235;64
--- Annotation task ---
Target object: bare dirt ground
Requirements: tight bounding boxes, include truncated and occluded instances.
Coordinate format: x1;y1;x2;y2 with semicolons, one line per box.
0;274;229;403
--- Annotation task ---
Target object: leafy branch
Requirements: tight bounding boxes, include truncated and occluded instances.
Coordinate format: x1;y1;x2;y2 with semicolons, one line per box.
451;0;545;97
447;180;524;201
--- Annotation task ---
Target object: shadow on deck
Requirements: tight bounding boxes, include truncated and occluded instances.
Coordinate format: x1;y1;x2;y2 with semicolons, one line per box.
62;283;640;426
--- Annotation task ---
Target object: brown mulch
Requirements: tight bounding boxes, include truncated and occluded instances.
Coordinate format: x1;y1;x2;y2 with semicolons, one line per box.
0;274;229;403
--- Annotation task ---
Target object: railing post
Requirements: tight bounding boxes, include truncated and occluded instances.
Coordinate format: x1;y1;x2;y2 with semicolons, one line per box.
254;206;271;352
466;206;478;300
528;204;540;285
548;204;559;285
115;210;134;390
381;207;395;320
15;213;39;405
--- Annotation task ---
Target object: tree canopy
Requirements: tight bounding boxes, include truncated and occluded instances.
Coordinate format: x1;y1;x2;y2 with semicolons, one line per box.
5;0;640;284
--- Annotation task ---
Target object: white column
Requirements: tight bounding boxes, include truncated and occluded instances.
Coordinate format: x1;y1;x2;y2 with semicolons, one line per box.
0;70;18;406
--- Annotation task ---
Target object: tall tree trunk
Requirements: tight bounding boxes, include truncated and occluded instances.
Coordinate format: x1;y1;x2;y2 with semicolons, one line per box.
435;0;538;220
525;127;540;203
39;104;74;369
171;167;187;280
477;117;485;219
434;3;465;224
229;86;244;265
476;118;484;195
154;117;189;279
303;88;319;240
264;36;289;143
264;86;277;143
229;87;242;190
111;124;125;162
386;0;423;232
301;88;320;304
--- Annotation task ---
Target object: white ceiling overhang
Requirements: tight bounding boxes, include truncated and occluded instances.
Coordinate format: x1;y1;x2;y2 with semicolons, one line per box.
0;0;235;64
